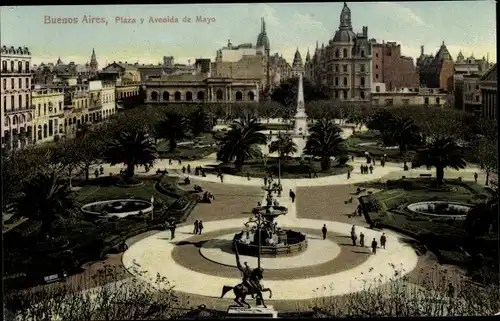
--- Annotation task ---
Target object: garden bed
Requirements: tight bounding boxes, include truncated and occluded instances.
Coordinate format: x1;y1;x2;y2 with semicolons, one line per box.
157;134;218;160
207;158;352;179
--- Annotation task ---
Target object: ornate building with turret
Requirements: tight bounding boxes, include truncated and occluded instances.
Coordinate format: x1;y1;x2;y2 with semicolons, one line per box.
306;2;372;102
291;48;305;77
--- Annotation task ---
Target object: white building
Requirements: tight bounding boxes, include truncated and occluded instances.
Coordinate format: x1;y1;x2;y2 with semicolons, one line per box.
1;45;34;150
32;86;65;144
215;40;258;63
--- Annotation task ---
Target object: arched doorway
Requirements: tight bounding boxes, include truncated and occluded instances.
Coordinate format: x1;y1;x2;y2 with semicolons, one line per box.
216;89;223;101
151;91;158;100
248;91;255;101
186;91;193;101
235;91;243;101
163;92;169;101
174;91;181;101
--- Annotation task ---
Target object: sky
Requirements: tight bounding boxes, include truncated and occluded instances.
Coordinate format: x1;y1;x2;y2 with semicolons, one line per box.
1;2;497;67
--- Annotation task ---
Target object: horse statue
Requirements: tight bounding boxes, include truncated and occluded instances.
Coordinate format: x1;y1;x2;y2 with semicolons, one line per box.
220;240;273;308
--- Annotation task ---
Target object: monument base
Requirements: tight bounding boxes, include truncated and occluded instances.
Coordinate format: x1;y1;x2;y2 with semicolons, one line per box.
227;305;278;318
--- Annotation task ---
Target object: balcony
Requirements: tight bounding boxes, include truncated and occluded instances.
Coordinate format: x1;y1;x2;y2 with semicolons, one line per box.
4;106;34;115
1;69;32;74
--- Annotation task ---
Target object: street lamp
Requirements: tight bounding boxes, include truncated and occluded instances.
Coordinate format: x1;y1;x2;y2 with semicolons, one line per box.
257;212;262;269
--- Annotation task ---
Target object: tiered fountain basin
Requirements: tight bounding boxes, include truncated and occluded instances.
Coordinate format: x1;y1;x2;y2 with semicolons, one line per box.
234;230;307;258
81;199;153;218
407;201;472;219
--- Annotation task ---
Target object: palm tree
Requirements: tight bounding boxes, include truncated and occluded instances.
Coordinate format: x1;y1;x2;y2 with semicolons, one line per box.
189;107;213;137
217;116;266;168
269;132;297;164
387;116;421;155
155;111;189;151
13;171;75;237
304;119;345;170
412;138;467;185
105;130;158;178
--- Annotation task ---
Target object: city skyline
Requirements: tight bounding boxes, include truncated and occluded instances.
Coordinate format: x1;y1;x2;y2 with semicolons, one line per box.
1;2;497;67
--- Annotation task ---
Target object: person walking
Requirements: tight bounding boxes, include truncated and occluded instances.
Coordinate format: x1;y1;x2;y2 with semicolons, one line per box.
351;230;357;246
193;220;199;234
347;170;351;179
371;238;378;254
474;172;478;183
187;164;191;174
321;224;327;240
264;176;268;186
359;232;365;247
289;189;296;203
369;164;373;174
170;222;177;239
380;233;387;249
198;220;204;235
220;174;224;183
182;166;186;174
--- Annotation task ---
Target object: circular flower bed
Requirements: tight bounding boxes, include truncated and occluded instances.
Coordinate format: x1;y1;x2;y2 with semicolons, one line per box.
81;199;153;218
407;201;473;220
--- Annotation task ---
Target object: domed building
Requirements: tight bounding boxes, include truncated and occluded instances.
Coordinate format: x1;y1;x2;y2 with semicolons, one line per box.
291;47;305;77
306;2;372;102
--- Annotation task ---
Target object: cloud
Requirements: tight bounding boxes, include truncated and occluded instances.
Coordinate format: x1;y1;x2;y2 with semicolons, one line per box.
377;2;425;26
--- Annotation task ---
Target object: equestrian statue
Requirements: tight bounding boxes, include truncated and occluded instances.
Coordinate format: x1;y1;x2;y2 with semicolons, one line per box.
220;240;272;308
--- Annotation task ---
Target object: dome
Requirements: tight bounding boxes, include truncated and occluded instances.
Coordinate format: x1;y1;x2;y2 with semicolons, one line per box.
333;29;356;42
292;48;303;68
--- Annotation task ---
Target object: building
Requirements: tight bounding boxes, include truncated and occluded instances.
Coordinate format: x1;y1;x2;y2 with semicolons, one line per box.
291;48;305;77
479;64;497;120
99;62;141;102
1;45;34;150
452;52;492;113
31;86;65;144
307;2;372;102
371;41;419;91
417;42;454;92
144;74;260;104
215;40;259;63
371;83;447;107
269;53;292;87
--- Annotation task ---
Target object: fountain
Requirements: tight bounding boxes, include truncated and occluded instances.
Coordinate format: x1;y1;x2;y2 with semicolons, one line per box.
233;184;307;259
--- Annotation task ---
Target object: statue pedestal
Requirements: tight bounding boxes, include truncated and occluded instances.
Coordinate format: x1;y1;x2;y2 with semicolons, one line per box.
227;305;278;318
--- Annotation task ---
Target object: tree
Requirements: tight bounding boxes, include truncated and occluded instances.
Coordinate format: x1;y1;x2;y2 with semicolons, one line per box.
155;111;189;151
412;138;467;185
367;108;394;132
269;132;297;164
52;139;82;188
473;136;498;186
104;129;158;178
216;115;266;168
306;100;334;120
257;101;282;122
387;116;422;156
271;76;329;106
304;119;346;170
188;106;213;137
13;171;75;237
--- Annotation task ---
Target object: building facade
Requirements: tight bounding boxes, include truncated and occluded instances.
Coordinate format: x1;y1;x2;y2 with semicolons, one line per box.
1;45;34;150
417;42;454;92
32;87;65;144
479;64;497;120
371;41;419;91
144;74;260;104
291;48;305;77
371;85;447;107
307;3;372;102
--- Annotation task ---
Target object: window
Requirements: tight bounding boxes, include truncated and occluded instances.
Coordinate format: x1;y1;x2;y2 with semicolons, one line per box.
375;74;379;79
11;96;14;108
375;64;379;69
163;91;169;101
335;90;339;98
3;97;6;111
436;97;441;105
49;120;53;136
18;95;22;109
360;64;365;72
59;101;62;111
186;91;193;101
18;79;22;89
43;124;48;138
361;50;365;57
38;104;41;115
475;95;480;102
248;91;255;101
343;90;348;99
360;91;365;99
235;91;243;101
335;77;339;86
335;65;339;72
197;91;204;100
385;99;394;106
343;48;348;57
476;85;479;90
25;78;29;88
2;79;5;90
10;61;14;71
25;94;29;106
216;90;223;100
44;103;47;114
343;77;348;86
402;99;410;106
151;91;158;100
361;78;366;87
335;49;339;58
11;79;14;89
18;61;22;73
424;97;429;105
343;65;348;72
2;61;6;71
25;62;29;71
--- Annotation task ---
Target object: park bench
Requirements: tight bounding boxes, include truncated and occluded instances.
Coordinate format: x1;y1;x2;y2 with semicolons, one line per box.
419;173;432;177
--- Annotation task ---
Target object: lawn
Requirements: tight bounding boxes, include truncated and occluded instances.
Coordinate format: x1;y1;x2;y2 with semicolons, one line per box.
3;175;195;290
346;130;410;162
361;178;498;285
156;133;218;160
213;157;352;179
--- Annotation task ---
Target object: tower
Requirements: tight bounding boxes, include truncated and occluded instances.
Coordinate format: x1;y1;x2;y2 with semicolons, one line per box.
89;48;98;72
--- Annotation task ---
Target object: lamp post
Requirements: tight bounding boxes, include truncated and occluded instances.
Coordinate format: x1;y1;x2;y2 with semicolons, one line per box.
257;213;262;269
